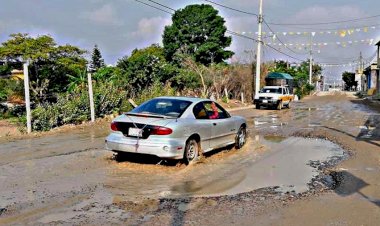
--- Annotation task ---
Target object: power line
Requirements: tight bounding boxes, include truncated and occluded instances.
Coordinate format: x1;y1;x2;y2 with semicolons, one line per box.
204;0;380;27
227;31;304;62
203;0;258;17
267;14;380;26
146;0;175;11
134;0;173;14
135;0;306;62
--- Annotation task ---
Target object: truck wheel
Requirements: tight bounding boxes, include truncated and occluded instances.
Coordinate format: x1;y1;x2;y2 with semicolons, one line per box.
256;104;260;109
277;101;283;110
287;101;291;109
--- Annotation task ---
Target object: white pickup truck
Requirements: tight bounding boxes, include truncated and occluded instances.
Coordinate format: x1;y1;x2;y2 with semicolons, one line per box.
253;86;294;110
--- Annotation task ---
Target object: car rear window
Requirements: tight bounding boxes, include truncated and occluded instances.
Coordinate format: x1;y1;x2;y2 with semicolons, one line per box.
130;98;192;118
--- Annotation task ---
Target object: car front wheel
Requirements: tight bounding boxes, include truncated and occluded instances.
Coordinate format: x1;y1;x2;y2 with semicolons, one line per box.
235;126;247;149
184;139;199;164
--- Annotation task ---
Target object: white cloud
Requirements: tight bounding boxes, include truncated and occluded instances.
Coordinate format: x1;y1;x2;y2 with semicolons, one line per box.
131;17;171;43
80;4;122;26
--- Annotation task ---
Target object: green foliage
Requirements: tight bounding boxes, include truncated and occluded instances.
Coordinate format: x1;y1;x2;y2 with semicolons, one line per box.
0;33;87;100
0;79;24;102
92;66;123;82
163;4;233;65
135;82;176;105
169;68;200;91
116;44;176;93
89;44;105;73
0;63;12;75
67;69;87;92
342;71;357;90
31;81;128;131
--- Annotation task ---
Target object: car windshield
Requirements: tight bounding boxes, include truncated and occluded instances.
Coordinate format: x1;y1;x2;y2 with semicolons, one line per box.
129;98;192;118
261;88;282;94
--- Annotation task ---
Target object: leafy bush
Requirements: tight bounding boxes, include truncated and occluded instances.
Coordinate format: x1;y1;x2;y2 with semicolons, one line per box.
31;81;129;131
0;79;24;102
135;82;176;105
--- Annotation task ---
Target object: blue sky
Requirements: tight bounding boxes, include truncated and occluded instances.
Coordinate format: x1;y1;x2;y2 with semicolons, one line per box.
1;0;379;81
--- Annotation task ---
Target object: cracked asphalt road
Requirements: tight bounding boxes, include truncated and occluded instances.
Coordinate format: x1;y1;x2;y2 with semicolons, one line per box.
0;92;380;225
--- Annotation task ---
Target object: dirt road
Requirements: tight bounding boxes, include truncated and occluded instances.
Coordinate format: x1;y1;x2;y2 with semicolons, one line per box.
0;92;379;225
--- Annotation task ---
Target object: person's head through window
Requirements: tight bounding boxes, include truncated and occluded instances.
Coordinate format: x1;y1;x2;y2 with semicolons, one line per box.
209;102;219;119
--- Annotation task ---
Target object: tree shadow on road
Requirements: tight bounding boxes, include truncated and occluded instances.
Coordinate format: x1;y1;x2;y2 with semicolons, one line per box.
330;171;380;208
322;125;380;148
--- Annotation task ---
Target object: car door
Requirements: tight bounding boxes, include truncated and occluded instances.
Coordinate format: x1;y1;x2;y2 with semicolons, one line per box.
282;87;289;105
203;102;236;149
192;102;212;151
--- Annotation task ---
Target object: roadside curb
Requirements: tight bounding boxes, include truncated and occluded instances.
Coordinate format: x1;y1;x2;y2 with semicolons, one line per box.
226;105;254;112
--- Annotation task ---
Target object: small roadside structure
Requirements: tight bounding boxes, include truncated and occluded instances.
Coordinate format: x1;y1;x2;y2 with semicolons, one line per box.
265;72;294;93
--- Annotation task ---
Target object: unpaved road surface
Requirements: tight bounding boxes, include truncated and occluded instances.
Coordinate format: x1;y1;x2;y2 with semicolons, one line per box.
0;92;380;225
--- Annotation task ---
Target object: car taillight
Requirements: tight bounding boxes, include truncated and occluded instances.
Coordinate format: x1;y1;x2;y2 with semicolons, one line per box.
111;122;118;131
151;126;172;135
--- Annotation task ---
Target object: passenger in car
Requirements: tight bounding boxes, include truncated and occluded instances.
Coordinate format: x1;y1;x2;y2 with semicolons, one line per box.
209;102;219;119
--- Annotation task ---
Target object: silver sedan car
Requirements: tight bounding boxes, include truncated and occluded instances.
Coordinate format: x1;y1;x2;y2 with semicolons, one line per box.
105;96;247;164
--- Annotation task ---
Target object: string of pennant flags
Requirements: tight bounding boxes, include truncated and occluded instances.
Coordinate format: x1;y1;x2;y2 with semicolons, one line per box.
265;38;376;49
320;62;370;67
237;24;380;38
319;55;377;68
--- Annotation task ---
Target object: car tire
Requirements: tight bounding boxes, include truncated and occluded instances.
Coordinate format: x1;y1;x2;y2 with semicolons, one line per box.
235;126;247;149
287;101;291;109
277;101;283;110
184;139;199;165
256;104;260;109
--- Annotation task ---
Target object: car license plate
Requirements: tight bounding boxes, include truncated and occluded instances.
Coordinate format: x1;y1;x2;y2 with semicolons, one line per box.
263;100;268;103
128;127;142;137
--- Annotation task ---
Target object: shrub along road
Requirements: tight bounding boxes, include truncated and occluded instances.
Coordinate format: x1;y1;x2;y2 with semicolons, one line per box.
0;92;379;225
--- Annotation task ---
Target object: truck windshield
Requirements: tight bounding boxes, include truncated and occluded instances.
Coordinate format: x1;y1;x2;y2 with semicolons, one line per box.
261;88;282;94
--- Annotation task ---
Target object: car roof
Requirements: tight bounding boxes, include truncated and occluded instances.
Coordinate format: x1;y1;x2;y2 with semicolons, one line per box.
263;86;286;88
154;96;210;103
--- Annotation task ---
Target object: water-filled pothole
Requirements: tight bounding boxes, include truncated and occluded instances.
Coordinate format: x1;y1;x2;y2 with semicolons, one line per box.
106;136;347;200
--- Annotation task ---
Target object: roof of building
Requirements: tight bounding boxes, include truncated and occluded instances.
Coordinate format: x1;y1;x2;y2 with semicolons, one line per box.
266;72;294;80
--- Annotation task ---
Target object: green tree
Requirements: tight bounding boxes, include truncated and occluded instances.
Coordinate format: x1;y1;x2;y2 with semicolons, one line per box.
0;33;87;100
89;44;105;73
342;71;357;90
116;44;176;92
162;4;233;65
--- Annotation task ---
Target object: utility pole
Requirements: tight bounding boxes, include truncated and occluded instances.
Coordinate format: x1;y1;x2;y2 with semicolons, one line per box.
87;72;95;123
359;52;363;91
309;33;315;85
23;61;32;134
255;0;263;96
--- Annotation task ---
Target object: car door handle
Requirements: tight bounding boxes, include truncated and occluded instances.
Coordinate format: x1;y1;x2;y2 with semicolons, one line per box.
213;123;217;126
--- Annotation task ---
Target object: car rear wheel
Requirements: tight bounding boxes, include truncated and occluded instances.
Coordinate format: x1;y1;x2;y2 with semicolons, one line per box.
255;104;260;109
235;126;247;149
184;139;199;164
